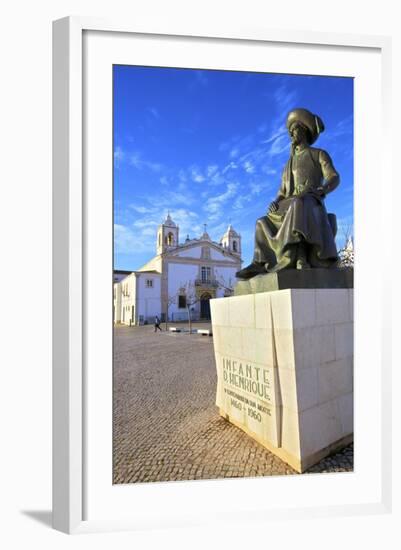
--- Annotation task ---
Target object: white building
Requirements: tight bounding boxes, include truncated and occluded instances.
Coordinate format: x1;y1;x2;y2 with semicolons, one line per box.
114;213;242;325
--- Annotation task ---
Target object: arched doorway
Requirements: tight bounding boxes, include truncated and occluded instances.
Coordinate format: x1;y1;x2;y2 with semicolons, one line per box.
200;292;212;320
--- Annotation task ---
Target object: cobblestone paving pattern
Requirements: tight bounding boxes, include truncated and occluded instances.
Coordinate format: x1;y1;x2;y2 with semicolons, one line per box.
113;324;353;484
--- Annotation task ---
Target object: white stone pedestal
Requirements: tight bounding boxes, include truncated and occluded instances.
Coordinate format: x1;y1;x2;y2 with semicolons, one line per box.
210;289;353;473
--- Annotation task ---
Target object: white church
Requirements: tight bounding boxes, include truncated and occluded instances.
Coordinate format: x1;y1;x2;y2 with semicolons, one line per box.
114;213;242;325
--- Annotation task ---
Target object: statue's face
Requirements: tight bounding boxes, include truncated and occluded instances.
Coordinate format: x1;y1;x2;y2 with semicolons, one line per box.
289;123;308;146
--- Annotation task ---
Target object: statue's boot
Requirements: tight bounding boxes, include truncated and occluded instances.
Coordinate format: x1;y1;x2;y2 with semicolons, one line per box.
236;262;266;280
266;249;295;273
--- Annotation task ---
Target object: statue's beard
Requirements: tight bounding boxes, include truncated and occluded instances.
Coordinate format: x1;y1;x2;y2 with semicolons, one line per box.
291;136;307;151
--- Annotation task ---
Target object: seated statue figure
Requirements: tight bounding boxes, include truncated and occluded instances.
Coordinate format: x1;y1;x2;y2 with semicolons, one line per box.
236;108;340;280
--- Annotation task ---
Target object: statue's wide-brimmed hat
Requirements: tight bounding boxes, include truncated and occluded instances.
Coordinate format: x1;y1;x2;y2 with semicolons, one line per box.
286;108;325;144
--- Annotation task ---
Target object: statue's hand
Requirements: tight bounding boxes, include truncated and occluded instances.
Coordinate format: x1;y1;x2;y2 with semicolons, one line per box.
268;200;279;213
315;186;326;197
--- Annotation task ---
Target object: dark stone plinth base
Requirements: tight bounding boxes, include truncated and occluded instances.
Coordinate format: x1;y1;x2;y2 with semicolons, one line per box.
234;268;353;296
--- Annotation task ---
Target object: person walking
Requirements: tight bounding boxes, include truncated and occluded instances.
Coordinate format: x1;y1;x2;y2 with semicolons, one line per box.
154;315;162;332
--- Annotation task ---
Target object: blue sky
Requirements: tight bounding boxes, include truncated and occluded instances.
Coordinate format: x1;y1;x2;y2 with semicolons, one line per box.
114;66;353;270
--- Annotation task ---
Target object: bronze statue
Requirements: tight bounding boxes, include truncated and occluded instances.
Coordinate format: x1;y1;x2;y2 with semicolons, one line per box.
236;108;340;280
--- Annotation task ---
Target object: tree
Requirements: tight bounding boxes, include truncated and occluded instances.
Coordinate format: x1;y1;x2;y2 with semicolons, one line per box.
177;275;236;334
164;293;177;331
338;236;354;268
178;281;199;334
214;272;235;297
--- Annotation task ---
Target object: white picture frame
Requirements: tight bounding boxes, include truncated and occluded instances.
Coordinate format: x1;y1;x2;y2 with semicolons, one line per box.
52;16;392;534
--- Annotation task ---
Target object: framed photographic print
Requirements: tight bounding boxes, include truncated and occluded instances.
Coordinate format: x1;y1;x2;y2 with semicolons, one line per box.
53;17;392;534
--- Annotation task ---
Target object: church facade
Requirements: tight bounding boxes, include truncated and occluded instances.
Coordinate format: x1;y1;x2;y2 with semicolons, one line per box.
114;214;242;325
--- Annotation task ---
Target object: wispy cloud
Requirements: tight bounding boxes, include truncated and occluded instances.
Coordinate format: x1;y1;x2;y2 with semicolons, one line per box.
221;161;238;175
129;151;163;172
114;146;125;169
130;205;154;214
325;115;354;141
195;70;209;87
207;165;218;177
267;133;289;157
114;223;153;255
132;219;159;229
147;107;160;119
273;84;299;113
190;165;206;183
205;183;239;221
243;160;255;174
233;194;252;210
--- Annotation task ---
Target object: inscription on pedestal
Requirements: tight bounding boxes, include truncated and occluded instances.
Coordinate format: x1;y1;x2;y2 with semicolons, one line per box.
216;355;281;447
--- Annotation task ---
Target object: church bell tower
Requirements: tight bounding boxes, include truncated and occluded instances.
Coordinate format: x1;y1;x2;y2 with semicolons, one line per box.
157;213;179;254
220;224;241;256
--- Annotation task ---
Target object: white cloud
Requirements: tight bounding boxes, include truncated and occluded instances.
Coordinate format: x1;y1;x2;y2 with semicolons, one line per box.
261;165;278;176
267;134;289;157
205;183;238;220
148;107;160;119
129;151;163;172
141;227;157;236
114;223;153;255
274;84;298;113
250;182;262;194
132;219;159;228
114;146;125;168
129;205;155;214
261;126;287;146
243;160;255;174
207;165;218;177
233;194;252;210
190;165;205;183
222;161;237;175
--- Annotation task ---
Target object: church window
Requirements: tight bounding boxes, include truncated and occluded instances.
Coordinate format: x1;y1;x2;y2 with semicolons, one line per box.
201;266;211;282
201;247;210;259
146;279;153;288
178;295;187;308
167;232;174;246
232;240;237;252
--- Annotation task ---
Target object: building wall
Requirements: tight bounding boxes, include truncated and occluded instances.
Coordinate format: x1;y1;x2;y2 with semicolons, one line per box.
136;274;161;324
120;273;136;325
167;262;199;321
175;247;201;259
113;283;122;323
210;247;227;260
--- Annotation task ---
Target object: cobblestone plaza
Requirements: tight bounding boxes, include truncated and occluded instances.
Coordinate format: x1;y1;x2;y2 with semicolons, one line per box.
113;324;353;484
